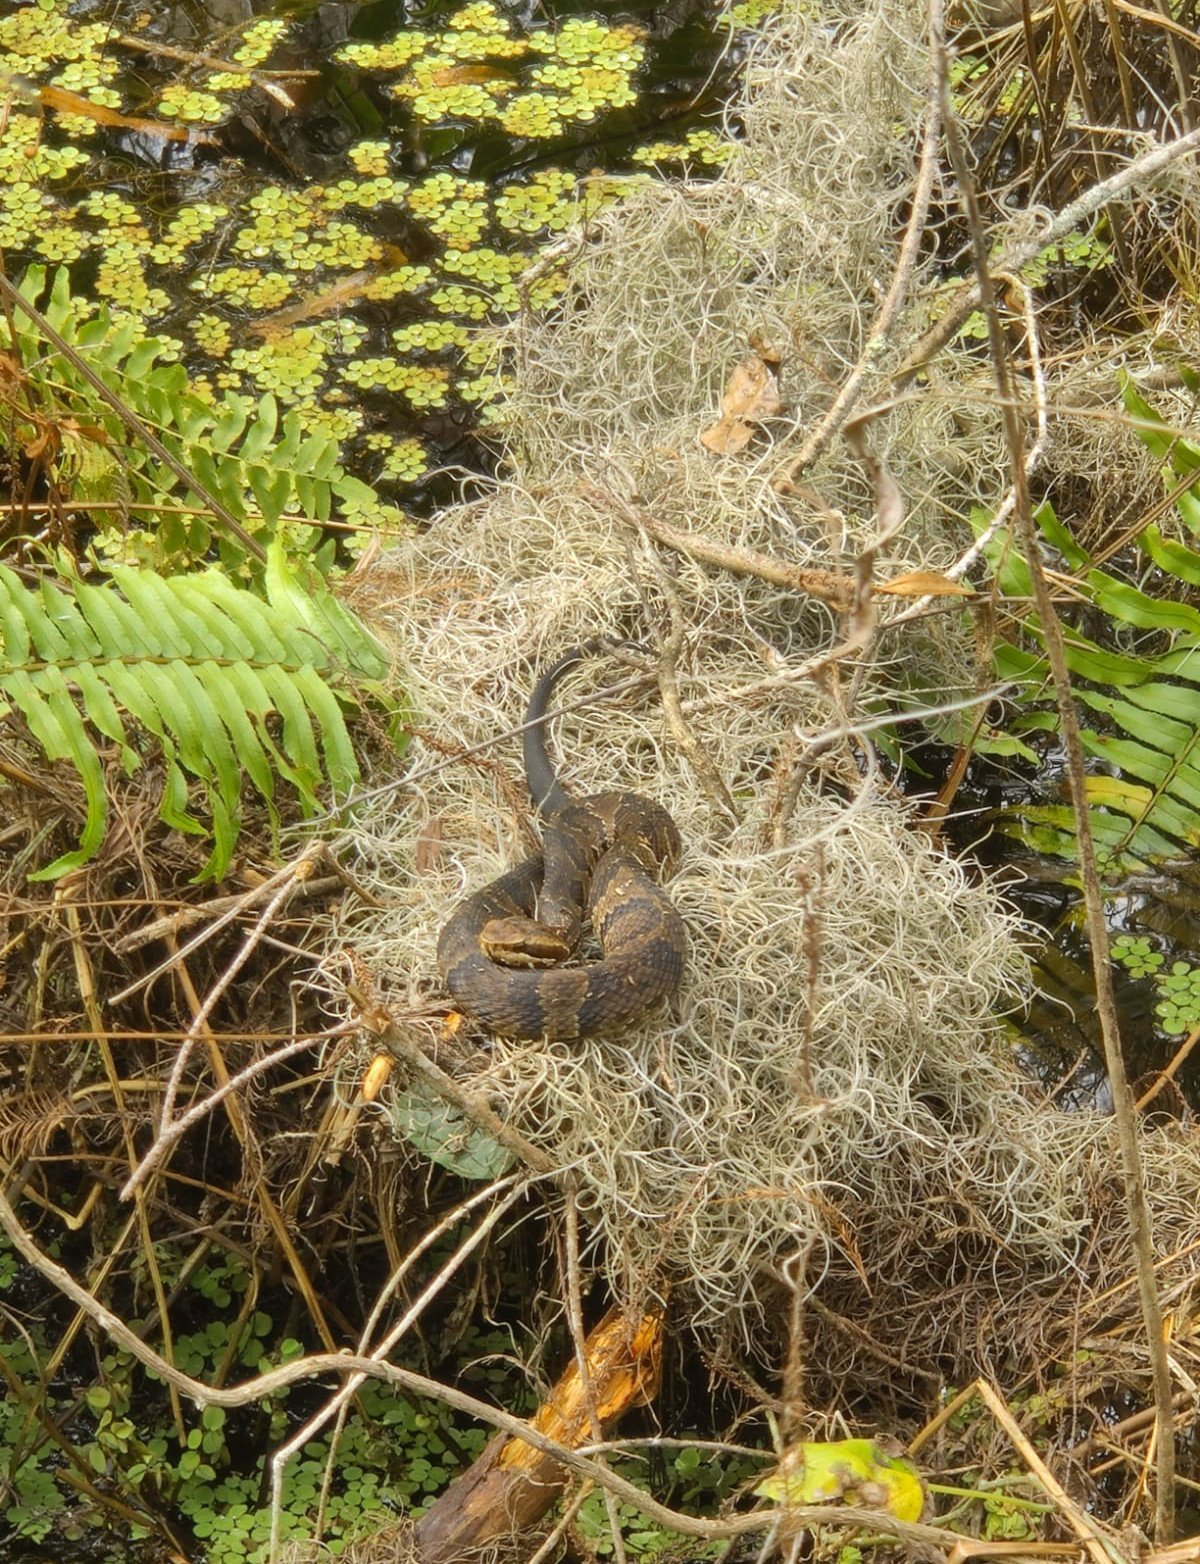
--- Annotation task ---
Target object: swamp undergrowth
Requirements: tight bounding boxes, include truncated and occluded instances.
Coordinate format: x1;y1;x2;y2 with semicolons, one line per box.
0;1224;760;1561
0;1227;491;1559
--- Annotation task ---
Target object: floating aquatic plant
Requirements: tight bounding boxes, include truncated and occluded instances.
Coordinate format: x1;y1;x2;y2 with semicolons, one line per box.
232;18;288;66
0;0;737;512
156;84;228;124
229;330;333;402
1113;938;1200;1039
632;127;737;169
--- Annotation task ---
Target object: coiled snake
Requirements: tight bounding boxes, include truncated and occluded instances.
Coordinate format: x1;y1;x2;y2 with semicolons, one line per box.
437;646;687;1040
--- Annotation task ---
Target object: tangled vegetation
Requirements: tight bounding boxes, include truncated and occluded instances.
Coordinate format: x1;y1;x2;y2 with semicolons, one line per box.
8;0;1200;1560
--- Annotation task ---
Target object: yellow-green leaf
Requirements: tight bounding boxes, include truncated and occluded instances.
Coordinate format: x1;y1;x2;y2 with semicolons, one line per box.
754;1438;926;1524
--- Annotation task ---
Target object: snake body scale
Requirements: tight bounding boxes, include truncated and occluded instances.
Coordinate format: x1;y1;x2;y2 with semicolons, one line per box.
437;645;687;1040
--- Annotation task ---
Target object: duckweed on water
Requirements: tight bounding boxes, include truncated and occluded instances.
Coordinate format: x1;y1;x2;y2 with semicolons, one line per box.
232;18;288;66
150;204;229;267
632;127;738;169
392;320;472;354
0;0;740;526
1112;935;1200;1037
229;331;333;402
348;4;647;135
0;1230;494;1559
194;268;296;312
156;84;228;123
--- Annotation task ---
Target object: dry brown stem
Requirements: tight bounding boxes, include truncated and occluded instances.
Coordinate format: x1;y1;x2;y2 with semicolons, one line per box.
357;1004;558;1176
622;505;857;609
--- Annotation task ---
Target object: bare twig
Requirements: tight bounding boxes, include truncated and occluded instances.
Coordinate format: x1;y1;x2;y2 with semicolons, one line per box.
272;1176;529;1560
115;31;318;82
118;845;335;1201
1134;1019;1200;1112
562;1184;629;1564
110;845;332;999
117;1027;353;1202
620;505;857;609
113;872;361;954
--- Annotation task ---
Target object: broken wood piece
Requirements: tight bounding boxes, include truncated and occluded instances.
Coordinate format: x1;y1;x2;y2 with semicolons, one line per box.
414;1306;663;1562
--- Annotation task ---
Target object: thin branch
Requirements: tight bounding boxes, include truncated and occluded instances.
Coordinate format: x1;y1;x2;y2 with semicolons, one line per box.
618;504;857;609
776;13;943;482
272;1176;529;1560
563;1184;629;1564
119;845;335;1200
110;846;335;996
913;1380;1122;1564
117;1027;354;1202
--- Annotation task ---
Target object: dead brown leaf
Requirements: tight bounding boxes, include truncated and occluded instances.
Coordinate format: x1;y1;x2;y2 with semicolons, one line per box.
877;569;975;597
700;352;783;454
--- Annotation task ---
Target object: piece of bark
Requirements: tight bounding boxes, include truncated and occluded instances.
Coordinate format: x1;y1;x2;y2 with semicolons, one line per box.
414;1306;663;1563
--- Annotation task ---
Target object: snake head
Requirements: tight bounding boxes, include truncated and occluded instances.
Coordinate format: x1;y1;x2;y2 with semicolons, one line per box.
480;914;574;969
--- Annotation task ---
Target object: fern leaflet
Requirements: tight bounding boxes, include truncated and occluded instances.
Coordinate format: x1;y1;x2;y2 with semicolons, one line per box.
0;543;391;881
979;381;1200;875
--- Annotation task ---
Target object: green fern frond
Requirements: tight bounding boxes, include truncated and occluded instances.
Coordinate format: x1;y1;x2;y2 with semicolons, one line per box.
5;267;392;572
0;542;391;881
979;383;1200;876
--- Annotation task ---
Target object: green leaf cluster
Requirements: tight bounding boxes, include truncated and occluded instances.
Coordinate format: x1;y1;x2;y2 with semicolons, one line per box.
4;270;396;569
392;1077;515;1179
1;536;390;881
575;1449;752;1560
976;374;1200;877
341;1;648;137
1111;933;1164;979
